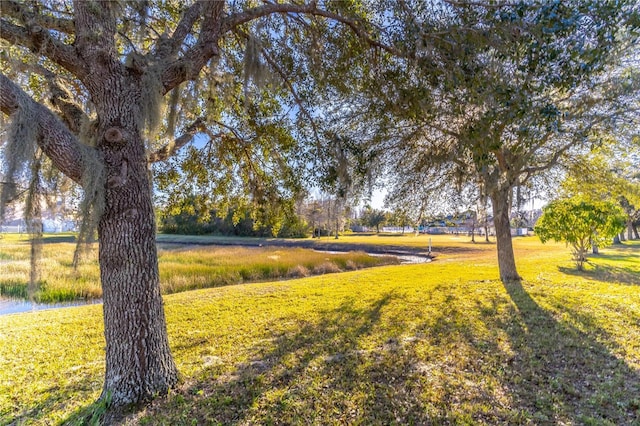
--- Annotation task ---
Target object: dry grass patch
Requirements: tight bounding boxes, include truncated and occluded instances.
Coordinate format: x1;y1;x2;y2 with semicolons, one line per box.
286;265;310;278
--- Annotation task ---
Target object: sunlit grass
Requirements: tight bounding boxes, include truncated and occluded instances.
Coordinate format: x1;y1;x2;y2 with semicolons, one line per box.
0;235;101;301
158;245;394;294
1;236;638;424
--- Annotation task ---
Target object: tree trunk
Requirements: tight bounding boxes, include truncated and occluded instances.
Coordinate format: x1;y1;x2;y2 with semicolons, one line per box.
0;70;179;409
490;187;521;282
95;77;178;407
574;241;588;270
98;163;178;406
628;219;634;241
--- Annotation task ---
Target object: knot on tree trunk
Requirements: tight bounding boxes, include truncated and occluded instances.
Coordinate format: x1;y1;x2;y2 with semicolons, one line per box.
123;208;138;221
28;22;43;34
104;127;125;145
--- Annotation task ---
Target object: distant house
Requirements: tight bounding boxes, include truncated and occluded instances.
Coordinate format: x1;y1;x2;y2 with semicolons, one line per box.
0;218;26;233
43;219;78;233
381;226;415;233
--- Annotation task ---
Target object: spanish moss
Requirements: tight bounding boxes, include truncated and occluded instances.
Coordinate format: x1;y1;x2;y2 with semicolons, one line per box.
72;144;106;268
139;65;165;141
0;96;38;219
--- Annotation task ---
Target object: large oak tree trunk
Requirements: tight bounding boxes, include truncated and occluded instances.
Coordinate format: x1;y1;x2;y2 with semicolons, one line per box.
0;71;179;409
490;187;521;283
98;148;178;406
95;77;178;407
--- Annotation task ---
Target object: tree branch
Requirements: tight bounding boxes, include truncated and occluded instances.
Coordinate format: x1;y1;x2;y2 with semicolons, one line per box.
0;18;87;78
2;0;75;34
8;60;90;134
222;3;402;56
421;120;461;139
210;120;250;143
148;118;206;163
161;1;402;93
156;1;205;61
240;30;323;146
443;0;509;8
160;1;225;93
1;73;88;184
521;140;575;182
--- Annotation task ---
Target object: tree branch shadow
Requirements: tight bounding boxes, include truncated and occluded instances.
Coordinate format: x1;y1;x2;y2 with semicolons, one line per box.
501;280;640;424
51;279;639;424
559;262;640;286
128;291;436;424
5;379;101;425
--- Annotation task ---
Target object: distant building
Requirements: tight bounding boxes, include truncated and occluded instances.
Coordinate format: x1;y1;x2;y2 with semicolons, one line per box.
381;226;415;233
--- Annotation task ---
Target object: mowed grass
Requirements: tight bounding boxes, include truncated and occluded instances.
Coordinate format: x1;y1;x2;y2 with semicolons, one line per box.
0;234;398;301
1;235;638;424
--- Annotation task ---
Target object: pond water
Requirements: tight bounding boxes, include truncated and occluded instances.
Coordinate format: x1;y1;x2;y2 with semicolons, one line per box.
0;297;102;316
314;250;432;264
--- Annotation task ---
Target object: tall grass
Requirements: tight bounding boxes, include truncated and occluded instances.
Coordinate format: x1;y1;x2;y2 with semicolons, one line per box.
0;234;399;302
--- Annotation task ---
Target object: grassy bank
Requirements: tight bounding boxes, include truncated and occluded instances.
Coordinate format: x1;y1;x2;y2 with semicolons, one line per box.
0;234;399;302
1;237;638;424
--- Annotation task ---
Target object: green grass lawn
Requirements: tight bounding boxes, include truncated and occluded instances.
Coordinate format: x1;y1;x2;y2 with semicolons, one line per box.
0;235;638;424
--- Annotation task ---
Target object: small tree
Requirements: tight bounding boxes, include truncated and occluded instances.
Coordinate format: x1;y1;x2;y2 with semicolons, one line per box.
361;206;387;233
535;198;625;270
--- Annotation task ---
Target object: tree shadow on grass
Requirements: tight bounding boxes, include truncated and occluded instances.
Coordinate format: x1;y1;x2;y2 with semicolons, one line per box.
122;280;640;424
131;291;438;424
558;247;640;286
40;235;77;244
559;264;640;285
5;379;101;425
501;281;640;424
55;280;639;424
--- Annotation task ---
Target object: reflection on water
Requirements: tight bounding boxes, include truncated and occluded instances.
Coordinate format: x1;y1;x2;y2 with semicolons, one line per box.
0;297;102;316
314;250;432;264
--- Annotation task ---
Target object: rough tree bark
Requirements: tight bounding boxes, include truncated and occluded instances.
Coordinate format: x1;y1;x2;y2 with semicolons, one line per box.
74;2;183;406
95;79;179;404
490;185;521;283
1;68;179;407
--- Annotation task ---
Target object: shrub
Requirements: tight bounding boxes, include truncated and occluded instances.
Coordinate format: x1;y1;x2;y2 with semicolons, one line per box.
287;265;311;278
535;198;625;270
312;262;342;275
